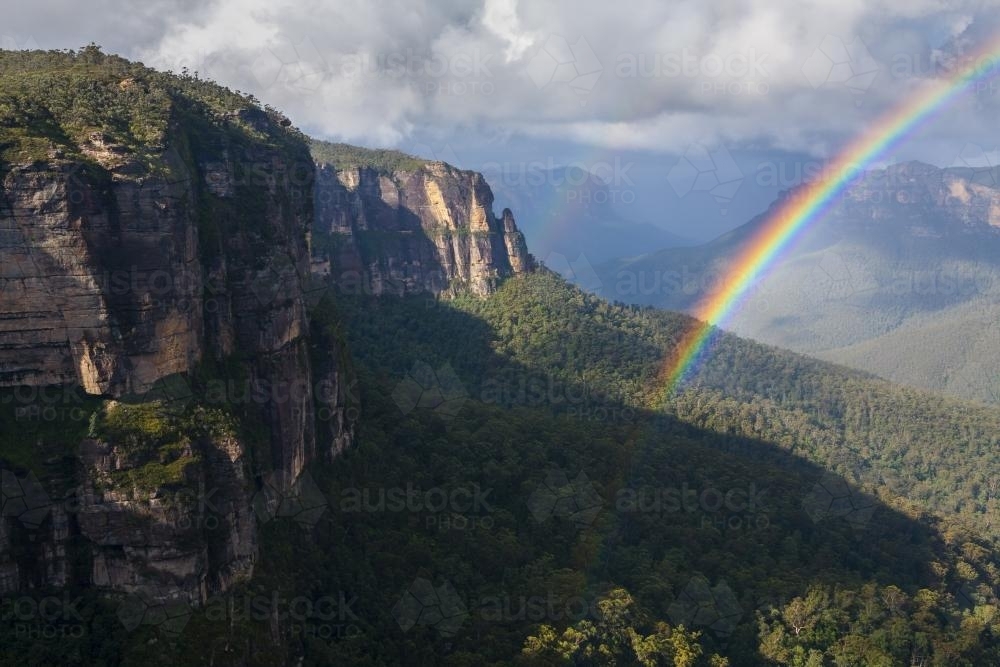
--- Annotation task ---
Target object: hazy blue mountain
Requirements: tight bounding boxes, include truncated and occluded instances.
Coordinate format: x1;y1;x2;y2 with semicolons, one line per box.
485;165;691;274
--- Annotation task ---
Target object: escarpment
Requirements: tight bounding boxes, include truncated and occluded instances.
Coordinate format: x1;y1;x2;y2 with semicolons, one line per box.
0;51;529;617
0;50;353;607
311;143;533;297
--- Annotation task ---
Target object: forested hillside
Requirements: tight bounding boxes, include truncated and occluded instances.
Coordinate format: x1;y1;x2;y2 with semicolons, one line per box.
5;256;1000;665
224;272;1000;666
462;272;1000;543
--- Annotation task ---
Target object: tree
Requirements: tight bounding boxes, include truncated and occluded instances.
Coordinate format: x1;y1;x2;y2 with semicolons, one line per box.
522;588;727;666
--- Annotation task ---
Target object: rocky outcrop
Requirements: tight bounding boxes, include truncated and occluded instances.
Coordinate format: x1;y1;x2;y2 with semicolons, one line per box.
0;116;327;478
834;160;1000;232
0;407;257;606
313;158;533;297
0;151;202;392
74;421;256;604
0;102;352;605
0;60;522;619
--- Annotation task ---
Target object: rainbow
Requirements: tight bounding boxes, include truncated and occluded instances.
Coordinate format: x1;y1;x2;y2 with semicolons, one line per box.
662;39;1000;394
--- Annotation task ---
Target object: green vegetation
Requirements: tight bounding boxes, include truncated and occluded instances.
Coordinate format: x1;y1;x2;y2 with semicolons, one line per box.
18;268;1000;664
90;401;223;494
311;138;428;173
523;589;727;666
460;271;1000;543
0;45;305;168
141;272;995;665
6;46;1000;665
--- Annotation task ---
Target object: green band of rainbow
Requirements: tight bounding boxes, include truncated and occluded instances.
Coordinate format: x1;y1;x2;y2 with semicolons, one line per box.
662;40;1000;394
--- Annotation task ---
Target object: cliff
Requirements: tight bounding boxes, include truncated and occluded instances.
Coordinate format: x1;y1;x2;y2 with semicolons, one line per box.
0;49;529;621
311;142;533;297
0;49;351;607
836;160;1000;231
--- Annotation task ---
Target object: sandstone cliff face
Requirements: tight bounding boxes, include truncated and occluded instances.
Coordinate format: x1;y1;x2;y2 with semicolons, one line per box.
0;109;351;604
74;421;256;604
0;90;523;615
0;128;326;473
313;160;533;296
825;161;1000;233
0;151;201;392
0;410;257;606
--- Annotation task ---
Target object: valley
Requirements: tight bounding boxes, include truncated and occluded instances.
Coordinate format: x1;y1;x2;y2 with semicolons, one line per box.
597;161;1000;404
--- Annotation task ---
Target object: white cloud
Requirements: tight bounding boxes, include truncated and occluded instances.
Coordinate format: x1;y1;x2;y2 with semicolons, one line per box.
6;0;1000;160
481;0;537;62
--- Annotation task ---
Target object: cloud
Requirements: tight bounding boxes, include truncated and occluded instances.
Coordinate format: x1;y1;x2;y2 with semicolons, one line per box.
5;0;1000;159
482;0;538;62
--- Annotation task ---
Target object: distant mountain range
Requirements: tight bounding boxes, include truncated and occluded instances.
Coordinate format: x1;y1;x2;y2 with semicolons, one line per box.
595;160;1000;403
485;165;691;274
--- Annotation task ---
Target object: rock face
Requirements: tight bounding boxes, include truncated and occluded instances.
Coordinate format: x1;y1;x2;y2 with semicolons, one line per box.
313;159;533;296
0;409;258;605
74;423;257;604
0;107;352;604
835;160;1000;231
0;82;525;616
0;116;337;476
0;151;202;393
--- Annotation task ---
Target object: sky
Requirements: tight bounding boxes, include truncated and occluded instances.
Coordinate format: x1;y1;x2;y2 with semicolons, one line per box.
4;0;1000;241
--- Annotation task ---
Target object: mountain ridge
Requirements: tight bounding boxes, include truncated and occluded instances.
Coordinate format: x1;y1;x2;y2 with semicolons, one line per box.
596;159;1000;402
311;139;534;298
